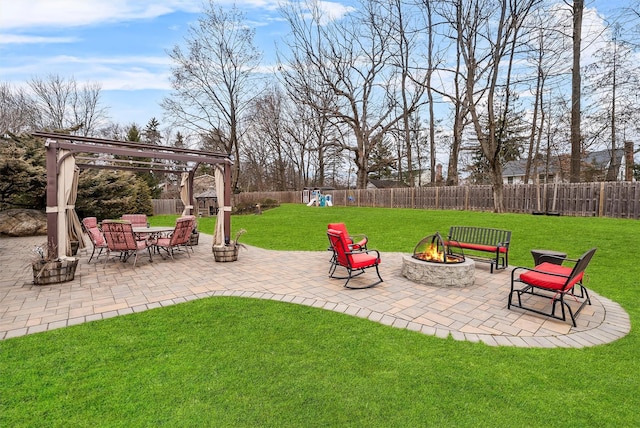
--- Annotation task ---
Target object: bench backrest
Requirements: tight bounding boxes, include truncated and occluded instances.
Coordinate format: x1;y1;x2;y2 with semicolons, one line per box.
448;226;511;247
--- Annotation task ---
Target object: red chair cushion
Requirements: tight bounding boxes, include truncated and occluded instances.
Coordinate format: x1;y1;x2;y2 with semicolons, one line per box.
455;242;507;253
350;253;380;269
519;262;583;291
88;228;106;246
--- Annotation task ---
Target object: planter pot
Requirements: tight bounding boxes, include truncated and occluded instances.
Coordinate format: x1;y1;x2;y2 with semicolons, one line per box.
189;232;199;246
32;258;79;285
71;240;79;255
212;245;238;262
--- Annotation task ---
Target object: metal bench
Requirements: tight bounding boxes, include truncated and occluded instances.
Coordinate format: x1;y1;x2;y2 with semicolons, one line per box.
447;226;511;273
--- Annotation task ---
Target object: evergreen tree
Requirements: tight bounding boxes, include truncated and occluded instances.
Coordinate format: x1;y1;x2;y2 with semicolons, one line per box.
0;134;46;210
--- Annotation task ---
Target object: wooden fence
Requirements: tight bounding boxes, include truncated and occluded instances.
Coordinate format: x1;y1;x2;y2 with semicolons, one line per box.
152;199;184;215
231;182;640;219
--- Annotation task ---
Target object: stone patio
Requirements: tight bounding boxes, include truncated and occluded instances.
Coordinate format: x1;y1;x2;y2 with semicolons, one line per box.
0;233;630;347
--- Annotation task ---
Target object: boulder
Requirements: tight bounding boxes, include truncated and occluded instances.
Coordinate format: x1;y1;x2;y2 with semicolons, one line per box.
0;209;48;237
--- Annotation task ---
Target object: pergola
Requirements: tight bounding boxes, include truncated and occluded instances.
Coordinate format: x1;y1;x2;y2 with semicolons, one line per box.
32;131;233;259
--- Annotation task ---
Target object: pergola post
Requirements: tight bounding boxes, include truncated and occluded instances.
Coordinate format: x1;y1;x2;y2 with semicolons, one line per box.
224;160;232;245
45;140;59;259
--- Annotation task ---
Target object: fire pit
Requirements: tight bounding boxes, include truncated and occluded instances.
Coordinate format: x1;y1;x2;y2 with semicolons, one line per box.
402;231;475;288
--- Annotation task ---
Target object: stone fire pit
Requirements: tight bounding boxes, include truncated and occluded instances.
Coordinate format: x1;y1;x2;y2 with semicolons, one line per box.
401;255;475;288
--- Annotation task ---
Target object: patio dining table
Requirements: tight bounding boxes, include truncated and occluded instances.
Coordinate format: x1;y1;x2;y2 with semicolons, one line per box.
132;226;175;240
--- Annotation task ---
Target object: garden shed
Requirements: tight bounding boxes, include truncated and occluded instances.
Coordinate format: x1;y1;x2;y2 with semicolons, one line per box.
195;189;219;217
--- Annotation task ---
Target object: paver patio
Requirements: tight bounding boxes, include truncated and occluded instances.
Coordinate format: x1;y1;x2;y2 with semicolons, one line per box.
0;233;630;347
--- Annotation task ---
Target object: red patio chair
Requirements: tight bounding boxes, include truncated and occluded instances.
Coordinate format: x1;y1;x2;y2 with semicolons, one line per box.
327;223;368;275
121;214;148;228
121;214;149;241
81;217;108;263
154;216;195;260
508;247;596;327
102;220;154;268
327;228;382;289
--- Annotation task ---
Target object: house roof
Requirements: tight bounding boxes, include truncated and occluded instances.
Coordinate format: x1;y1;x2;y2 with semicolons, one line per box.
584;148;625;167
195;189;217;199
367;179;409;188
502;159;559;177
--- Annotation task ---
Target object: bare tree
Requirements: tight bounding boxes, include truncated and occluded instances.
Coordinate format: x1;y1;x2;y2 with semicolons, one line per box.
279;0;426;189
512;5;571;184
584;24;640;181
569;0;584;182
0;82;39;134
455;0;539;212
28;74;108;136
162;2;262;190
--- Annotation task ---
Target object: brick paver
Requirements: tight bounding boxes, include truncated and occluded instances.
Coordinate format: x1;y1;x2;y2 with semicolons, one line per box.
0;234;630;347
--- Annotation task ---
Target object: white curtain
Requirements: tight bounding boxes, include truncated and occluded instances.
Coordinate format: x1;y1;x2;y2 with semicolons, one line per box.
56;150;75;259
212;165;225;246
66;165;85;252
180;172;191;216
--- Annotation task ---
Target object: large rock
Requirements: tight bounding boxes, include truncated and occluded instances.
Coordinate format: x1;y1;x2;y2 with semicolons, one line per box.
0;209;48;237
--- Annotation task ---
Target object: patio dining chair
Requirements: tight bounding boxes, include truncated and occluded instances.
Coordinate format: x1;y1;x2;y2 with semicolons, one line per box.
101;220;154;268
81;217;108;263
154;216;195;260
121;214;149;241
327;228;382;289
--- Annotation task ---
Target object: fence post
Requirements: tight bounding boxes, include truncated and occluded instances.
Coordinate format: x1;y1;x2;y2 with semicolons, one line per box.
598;182;605;217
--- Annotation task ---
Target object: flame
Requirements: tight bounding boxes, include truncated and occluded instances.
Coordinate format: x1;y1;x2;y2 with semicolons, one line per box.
416;242;463;263
422;243;444;262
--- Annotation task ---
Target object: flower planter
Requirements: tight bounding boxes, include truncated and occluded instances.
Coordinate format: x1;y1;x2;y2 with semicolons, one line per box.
32;258;79;285
189;232;199;246
212;245;238;262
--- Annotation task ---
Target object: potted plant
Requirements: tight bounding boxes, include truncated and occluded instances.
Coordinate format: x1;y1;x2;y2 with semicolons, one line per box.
31;242;79;285
212;229;246;262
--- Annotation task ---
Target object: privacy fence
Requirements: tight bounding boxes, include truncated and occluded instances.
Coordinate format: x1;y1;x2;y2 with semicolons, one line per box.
230;182;640;219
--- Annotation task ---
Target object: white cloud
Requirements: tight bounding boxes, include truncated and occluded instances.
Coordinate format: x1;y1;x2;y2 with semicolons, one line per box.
0;0;202;30
0;34;78;44
0;0;291;30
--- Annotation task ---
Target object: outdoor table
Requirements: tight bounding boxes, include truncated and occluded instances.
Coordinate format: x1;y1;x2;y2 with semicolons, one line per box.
530;249;567;266
132;226;174;240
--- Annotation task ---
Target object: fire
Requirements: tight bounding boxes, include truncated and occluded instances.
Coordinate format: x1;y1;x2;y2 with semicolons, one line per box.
422;243;444;262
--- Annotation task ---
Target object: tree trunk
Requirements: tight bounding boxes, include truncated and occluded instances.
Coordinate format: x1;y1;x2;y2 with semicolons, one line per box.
570;0;584;183
491;163;505;213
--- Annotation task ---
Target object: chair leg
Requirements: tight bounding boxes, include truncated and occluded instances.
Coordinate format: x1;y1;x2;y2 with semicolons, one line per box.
88;246;97;263
343;265;383;289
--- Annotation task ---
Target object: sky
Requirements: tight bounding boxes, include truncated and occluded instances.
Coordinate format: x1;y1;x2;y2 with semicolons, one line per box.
0;0;632;129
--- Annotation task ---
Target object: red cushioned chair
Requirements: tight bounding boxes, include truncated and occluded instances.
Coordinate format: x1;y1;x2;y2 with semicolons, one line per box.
327;228;382;289
508;248;596;327
102;220;154;268
327;223;368;275
81;217;108;263
155;216;195;260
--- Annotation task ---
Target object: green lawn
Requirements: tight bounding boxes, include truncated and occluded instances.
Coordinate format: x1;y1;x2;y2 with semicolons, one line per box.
2;204;638;427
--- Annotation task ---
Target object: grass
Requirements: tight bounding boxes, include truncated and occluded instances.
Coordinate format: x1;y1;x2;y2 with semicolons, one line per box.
2;204;638;426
